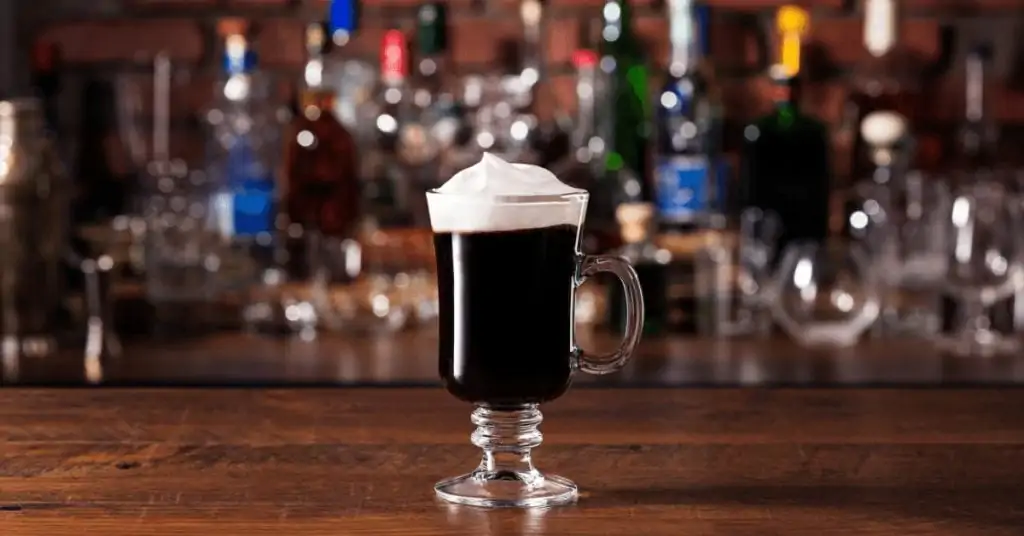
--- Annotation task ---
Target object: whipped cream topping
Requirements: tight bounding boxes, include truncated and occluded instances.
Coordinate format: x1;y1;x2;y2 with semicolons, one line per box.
427;152;587;233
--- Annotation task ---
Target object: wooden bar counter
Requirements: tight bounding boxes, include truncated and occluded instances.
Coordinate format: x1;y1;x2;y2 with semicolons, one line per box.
3;333;1024;534
2;388;1024;534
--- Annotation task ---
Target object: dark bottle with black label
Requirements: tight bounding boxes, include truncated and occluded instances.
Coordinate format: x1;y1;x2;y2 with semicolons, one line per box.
739;6;830;264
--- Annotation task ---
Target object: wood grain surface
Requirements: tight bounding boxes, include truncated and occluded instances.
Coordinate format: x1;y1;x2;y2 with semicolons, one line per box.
2;388;1024;534
6;330;1024;386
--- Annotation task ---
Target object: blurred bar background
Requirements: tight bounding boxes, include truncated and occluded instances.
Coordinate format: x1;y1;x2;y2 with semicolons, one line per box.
2;0;1024;385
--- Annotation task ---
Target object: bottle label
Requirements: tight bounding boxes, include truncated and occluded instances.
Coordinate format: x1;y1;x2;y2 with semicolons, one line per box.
655;156;708;223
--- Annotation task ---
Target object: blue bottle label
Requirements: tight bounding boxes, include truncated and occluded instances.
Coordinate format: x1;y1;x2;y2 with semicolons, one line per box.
655;156;708;222
217;143;276;238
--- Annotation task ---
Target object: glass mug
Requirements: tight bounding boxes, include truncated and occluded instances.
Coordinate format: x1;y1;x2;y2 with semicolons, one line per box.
426;189;645;508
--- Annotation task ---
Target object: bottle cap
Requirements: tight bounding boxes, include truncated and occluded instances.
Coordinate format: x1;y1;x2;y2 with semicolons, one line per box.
329;0;358;46
329;0;358;33
381;29;408;81
573;49;598;69
775;5;809;78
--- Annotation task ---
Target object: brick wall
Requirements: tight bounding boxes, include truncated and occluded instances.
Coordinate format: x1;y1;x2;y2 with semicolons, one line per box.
14;0;1024;165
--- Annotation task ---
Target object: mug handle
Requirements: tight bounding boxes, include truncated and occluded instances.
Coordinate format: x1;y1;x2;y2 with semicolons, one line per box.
573;255;644;375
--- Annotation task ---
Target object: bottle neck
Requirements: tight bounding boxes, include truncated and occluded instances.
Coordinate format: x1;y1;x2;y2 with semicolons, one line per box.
965;52;985;124
863;0;898;58
520;0;544;87
415;3;447;78
602;0;635;51
572;62;598;151
667;0;701;77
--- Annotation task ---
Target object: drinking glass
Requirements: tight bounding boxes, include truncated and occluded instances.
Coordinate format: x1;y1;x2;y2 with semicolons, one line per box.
894;173;950;336
940;182;1024;355
769;240;881;347
426;190;644;508
735;208;781;336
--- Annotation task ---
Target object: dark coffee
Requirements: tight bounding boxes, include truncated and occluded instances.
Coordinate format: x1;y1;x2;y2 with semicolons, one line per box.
434;224;578;407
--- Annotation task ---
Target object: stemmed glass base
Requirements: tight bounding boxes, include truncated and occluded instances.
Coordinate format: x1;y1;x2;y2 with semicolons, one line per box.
434;404;578;508
937;328;1020;357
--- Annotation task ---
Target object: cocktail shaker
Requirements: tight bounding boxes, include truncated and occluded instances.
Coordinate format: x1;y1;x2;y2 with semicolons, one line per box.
0;98;69;356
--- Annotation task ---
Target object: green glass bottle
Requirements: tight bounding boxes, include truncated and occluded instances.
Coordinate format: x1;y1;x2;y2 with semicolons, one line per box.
599;0;668;335
598;0;652;209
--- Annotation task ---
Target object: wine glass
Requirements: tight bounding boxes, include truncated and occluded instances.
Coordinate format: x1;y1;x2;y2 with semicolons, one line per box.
940;181;1024;355
769;240;881;347
426;188;644;508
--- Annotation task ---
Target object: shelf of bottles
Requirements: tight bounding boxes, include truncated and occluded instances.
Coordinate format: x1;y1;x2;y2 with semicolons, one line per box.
22;0;1022;354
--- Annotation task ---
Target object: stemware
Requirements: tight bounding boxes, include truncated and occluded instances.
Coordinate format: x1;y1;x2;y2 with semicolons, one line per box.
735;207;781;336
940;181;1024;355
769;240;881;347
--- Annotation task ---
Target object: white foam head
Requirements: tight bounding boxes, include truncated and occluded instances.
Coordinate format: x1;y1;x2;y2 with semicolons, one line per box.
426;152;588;234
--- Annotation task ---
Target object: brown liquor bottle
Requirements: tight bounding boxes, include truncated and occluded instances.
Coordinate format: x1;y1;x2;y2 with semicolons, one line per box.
282;21;361;240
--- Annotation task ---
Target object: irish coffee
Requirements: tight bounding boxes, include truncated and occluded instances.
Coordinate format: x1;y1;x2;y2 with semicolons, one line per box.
434;224;578;407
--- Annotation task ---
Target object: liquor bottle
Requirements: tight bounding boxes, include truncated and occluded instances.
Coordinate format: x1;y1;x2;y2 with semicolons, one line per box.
848;0;919;188
411;1;457;148
283;19;360;240
598;0;653;208
206;20;280;299
739;5;830;262
654;0;722;234
363;29;414;228
550;49;617;254
517;0;570;168
401;2;454;225
608;203;670;336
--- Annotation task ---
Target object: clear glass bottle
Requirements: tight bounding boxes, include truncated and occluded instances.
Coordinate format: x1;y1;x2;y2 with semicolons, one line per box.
550;49;617;254
401;3;455;225
363;29;415;228
205;20;280;323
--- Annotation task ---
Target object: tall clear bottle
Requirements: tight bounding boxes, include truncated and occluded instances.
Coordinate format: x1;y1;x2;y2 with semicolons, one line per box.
206;20;279;304
654;0;722;235
364;29;414;228
739;5;831;261
402;3;456;225
550;49;616;254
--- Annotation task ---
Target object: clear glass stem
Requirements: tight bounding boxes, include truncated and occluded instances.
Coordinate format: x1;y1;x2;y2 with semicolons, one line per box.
471;405;543;483
434;404;577;508
960;298;990;335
